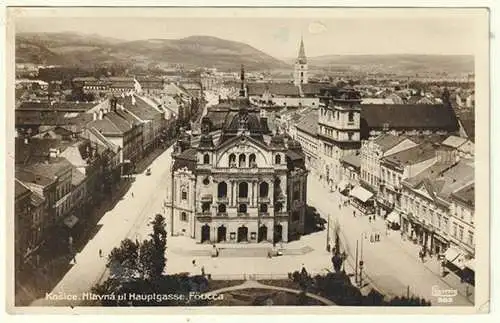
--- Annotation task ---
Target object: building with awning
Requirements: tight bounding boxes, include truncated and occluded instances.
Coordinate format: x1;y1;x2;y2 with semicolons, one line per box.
350;185;373;203
444;246;466;270
386;210;400;224
349;185;375;214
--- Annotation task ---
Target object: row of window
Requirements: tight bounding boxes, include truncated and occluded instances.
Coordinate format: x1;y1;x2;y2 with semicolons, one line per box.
452;222;474;247
320;108;355;122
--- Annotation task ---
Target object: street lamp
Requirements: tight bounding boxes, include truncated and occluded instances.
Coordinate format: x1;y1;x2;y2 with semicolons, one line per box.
326;213;331;252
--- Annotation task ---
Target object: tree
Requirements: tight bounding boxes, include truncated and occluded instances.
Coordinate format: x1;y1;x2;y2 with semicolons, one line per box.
107;238;139;280
149;214;167;278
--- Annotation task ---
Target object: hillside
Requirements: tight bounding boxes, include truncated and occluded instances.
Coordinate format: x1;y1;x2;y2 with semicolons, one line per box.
302;54;474;75
15;32;289;71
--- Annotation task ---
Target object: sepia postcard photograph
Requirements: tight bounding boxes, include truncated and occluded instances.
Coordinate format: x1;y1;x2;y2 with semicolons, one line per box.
3;5;491;316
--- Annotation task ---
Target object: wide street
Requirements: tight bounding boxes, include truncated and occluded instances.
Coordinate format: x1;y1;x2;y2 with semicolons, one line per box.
34;146;174;306
34;144;472;307
307;174;473;306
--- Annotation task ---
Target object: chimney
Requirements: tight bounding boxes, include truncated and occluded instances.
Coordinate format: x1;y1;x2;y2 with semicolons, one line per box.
24;138;29;144
131;95;136;106
93;112;97;121
98;109;103;120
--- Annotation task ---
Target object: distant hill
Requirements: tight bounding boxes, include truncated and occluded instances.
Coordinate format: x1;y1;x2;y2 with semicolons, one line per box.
301;54;474;75
16;32;289;71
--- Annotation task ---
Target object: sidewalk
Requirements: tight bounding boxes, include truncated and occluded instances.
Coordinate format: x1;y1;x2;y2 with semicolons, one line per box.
308;174;473;306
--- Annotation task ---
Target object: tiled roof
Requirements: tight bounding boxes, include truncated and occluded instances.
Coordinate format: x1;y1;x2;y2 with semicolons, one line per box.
295;110;318;137
441;135;467;148
340;154;361;169
20;157;73;180
373;134;407;152
15;179;30;198
86;117;123;136
247;82;300;97
361;104;459;131
382;142;436;167
85;127;120;152
172;148;197;172
15;167;56;187
403;159;474;204
16;101;96;112
301;83;331;96
451;182;474;208
119;95;161;120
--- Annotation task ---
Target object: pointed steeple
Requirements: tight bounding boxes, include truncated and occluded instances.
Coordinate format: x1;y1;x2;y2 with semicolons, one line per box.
239;64;246;97
297;35;307;64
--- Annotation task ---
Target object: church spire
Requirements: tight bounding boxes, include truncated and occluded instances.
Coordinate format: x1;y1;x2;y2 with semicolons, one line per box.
239;64;246;97
297;35;307;64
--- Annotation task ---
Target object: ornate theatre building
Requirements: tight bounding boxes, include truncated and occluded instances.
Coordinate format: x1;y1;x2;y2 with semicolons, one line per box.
170;70;308;244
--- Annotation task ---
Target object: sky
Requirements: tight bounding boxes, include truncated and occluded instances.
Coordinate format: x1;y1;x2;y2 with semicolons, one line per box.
14;9;487;58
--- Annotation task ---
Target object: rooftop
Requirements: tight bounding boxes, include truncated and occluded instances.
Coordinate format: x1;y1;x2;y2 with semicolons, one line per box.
441;135;468;148
247;82;300;97
451;182;474;208
361;104;459;132
295;109;318;137
340;154;361;169
382;142;437;167
373;133;408;152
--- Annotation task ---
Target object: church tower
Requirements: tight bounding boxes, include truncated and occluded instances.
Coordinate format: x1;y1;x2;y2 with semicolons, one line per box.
293;36;308;86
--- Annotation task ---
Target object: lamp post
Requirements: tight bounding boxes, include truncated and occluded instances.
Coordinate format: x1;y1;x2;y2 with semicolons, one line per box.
326;213;331;252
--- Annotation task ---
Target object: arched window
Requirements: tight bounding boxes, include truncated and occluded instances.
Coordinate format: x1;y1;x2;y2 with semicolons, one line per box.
249;153;256;168
260;203;268;213
217;182;227;198
218;204;226;213
259;182;269;197
181;190;187;200
203;153;210;164
229;153;236;167
238;182;248;198
348;111;354;122
275;154;281;164
202;202;210;213
180;212;187;221
239;154;246;168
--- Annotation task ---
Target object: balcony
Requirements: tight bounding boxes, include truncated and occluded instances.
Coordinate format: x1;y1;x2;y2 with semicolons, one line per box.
237;212;248;217
275;212;289;218
217;212;228;217
212;167;274;175
259;212;270;217
237;197;249;203
201;194;213;202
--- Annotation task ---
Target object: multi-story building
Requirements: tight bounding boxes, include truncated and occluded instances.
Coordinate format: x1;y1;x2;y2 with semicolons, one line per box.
360;134;418;193
15;180;33;271
86;99;144;174
294;109;319;172
400;159;474;257
317;87;362;191
379;142;438;213
170;75;308;244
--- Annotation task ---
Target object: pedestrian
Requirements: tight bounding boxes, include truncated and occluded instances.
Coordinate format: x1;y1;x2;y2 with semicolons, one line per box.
201;266;205;276
353;210;356;217
99;249;102;257
131;192;134;198
192;259;196;267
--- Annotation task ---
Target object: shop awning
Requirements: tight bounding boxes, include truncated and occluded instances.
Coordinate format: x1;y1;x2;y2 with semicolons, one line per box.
464;259;475;272
338;180;349;192
64;215;79;228
445;247;466;269
350;186;373;203
386;211;400;223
